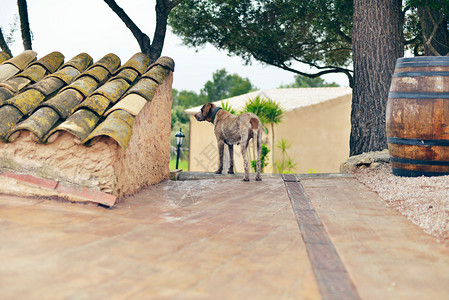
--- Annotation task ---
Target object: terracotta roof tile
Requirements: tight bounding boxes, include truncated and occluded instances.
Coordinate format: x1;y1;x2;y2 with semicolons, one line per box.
0;51;174;148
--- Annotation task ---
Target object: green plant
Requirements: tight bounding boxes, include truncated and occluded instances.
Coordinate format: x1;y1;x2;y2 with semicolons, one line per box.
275;138;297;173
251;144;270;173
220;101;236;114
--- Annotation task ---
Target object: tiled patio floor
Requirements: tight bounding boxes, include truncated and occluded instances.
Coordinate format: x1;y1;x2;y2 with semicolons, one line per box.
1;173;449;299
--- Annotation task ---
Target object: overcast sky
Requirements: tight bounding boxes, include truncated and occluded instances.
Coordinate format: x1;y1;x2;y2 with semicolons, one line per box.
0;0;349;93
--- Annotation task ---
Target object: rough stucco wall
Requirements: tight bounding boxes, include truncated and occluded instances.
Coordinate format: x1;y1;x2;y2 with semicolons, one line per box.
0;72;173;198
113;72;173;197
0;132;118;193
274;94;351;173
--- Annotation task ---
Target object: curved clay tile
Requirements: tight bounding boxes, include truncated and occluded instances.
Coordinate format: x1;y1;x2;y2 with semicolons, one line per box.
0;52;11;64
75;94;111;115
0;77;29;93
105;93;147;117
41;89;84;119
3;50;37;70
146;56;175;72
9;106;60;143
84;109;134;148
110;68;138;83
28;77;65;96
0;88;14;105
60;53;93;72
89;78;130;104
4;89;45;115
141;65;170;84
46;109;100;143
82;66;110;83
86;53;120;74
14;64;47;82
124;78;158;102
29;51;64;73
115;53;150;75
47;66;80;85
0;105;23;141
62;76;98;97
0;64;20;83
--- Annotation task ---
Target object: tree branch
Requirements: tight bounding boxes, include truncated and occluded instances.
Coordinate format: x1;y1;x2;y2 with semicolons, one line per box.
103;0;151;56
17;0;32;50
0;28;13;57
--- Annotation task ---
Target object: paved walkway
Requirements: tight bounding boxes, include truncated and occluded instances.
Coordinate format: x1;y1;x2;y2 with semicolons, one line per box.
0;173;448;299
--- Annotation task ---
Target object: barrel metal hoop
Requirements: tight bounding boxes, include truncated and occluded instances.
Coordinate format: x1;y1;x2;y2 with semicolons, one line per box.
393;71;449;77
388;137;449;146
388;92;449;99
390;156;449;166
391;167;449;177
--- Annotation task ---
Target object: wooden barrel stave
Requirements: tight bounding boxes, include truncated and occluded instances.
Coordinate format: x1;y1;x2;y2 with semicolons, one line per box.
387;56;449;176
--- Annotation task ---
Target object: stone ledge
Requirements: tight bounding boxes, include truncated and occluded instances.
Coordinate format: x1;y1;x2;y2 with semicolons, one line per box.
340;149;390;174
0;171;117;207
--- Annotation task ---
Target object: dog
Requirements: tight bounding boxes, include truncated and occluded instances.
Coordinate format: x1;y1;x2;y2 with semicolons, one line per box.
195;102;262;181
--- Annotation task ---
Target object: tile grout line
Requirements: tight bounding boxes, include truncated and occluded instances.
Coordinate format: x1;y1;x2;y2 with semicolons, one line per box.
282;174;361;300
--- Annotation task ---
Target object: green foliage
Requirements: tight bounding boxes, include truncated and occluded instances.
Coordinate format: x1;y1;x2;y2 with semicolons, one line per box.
242;96;284;125
169;0;354;84
202;69;255;101
275;138;297;174
172;89;206;109
219;101;236;114
251;144;270;173
280;75;340;88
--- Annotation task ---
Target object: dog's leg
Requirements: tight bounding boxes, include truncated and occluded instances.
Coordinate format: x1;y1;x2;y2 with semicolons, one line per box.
241;137;250;181
255;128;262;181
215;140;224;174
227;144;235;174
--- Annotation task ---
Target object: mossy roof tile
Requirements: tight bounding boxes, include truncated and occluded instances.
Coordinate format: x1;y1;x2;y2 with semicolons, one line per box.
115;53;150;75
3;50;37;70
4;89;45;115
29;51;64;73
0;51;174;148
60;53;93;72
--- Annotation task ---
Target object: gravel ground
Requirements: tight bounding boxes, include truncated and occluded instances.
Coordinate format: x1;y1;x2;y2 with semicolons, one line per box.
354;164;449;246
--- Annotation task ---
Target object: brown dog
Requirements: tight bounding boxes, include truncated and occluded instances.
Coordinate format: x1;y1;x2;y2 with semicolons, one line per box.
195;102;262;181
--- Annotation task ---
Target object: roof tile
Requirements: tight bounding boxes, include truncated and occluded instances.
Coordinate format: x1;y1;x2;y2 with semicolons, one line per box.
41;89;84;119
60;53;93;72
47;109;100;142
124;78;158;101
110;68;138;83
29;51;64;73
47;66;80;85
28;77;65;96
115;53;150;75
105;93;147;117
4;89;45;115
0;51;174;148
0;105;22;140
84;109;134;148
75;94;110;115
9;106;60;142
147;56;175;72
3;50;37;70
142;65;169;84
0;64;21;83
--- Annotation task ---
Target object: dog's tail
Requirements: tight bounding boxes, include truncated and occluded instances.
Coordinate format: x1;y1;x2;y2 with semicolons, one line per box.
250;117;262;146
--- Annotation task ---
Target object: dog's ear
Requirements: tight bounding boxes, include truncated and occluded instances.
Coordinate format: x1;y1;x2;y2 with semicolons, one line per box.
202;103;214;117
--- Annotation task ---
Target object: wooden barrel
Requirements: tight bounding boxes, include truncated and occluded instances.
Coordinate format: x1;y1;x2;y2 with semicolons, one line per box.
386;56;449;176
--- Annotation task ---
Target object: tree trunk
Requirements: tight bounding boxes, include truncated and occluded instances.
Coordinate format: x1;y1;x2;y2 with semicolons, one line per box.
0;29;12;57
418;6;449;56
17;0;32;50
350;0;404;156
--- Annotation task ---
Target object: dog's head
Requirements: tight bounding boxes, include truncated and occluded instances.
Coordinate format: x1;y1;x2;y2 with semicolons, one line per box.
195;103;215;122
